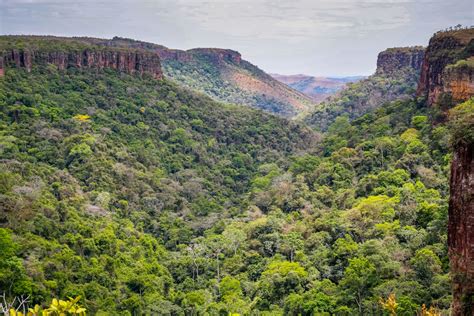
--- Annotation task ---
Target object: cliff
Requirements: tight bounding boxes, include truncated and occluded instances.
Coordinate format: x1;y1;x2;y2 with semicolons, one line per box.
159;47;242;65
417;28;474;106
375;46;425;75
449;140;474;316
426;28;474;316
0;36;163;79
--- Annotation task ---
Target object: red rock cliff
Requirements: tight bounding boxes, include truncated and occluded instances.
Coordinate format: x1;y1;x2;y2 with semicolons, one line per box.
423;28;474;316
449;140;474;316
417;28;474;106
0;44;163;79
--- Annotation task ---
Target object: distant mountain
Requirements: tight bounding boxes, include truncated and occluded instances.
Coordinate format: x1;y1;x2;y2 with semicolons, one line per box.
81;36;316;117
303;46;425;130
271;74;365;102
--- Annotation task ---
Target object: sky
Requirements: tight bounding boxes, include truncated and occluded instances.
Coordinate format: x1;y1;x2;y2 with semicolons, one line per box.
1;0;473;76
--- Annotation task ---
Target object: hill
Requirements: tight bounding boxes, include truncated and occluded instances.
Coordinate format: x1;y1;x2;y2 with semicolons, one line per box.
271;74;365;102
304;46;425;130
55;35;317;117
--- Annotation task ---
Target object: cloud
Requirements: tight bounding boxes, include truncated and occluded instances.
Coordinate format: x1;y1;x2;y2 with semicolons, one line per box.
1;0;472;75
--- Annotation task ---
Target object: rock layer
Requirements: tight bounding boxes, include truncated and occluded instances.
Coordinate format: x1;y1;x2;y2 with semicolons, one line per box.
449;141;474;316
0;46;162;79
417;29;474;106
443;64;474;104
375;47;425;75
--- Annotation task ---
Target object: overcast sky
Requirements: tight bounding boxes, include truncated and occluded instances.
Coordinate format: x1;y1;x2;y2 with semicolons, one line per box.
1;0;473;76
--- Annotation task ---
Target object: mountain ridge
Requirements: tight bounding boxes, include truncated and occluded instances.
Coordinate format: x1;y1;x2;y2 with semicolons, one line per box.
271;73;365;102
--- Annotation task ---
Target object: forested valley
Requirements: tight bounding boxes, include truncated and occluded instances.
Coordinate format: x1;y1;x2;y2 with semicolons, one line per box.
0;28;473;315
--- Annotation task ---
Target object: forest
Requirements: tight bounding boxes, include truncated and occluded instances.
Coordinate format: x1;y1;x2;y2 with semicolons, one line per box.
0;29;473;315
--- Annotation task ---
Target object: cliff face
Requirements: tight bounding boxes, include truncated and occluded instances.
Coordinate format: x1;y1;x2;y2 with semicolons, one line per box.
0;37;163;79
443;63;474;104
449;141;474;316
425;28;474;316
375;46;424;75
417;29;474;106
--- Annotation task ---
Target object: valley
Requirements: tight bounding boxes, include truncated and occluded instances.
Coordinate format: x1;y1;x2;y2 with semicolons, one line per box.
0;26;473;315
270;74;365;103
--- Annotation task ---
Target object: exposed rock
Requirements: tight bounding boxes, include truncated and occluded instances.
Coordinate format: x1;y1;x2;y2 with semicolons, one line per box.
0;38;163;79
186;48;242;64
443;62;474;104
426;28;474;316
96;36;313;117
375;46;425;75
417;28;474;106
449;141;474;316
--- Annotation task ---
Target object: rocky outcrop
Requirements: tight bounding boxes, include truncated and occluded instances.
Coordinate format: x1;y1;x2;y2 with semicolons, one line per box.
375;46;424;75
449;141;474;316
187;48;241;64
443;63;474;104
154;47;241;65
97;37;242;65
417;28;474;106
0;43;163;79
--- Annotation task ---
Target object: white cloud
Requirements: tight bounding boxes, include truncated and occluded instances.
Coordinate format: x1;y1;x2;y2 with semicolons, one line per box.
0;0;472;75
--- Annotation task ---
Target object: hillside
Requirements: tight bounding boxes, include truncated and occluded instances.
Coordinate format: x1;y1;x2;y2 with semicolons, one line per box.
53;35;317;118
0;36;321;314
1;27;474;315
304;46;425;131
271;74;365;102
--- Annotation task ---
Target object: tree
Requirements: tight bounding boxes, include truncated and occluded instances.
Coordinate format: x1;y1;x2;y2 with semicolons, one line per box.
410;248;442;286
340;257;377;315
281;232;304;262
222;226;246;256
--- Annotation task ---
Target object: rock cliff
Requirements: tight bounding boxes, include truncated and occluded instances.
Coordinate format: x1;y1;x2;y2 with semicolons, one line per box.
0;36;163;79
375;46;425;75
449;140;474;316
423;28;474;316
417;28;474;106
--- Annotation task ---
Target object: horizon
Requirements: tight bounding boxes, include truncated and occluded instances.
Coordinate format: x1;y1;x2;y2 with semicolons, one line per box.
1;0;472;76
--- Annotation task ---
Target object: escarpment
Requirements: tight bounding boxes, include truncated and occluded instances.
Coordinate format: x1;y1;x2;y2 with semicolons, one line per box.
375;46;425;75
417;28;474;106
422;28;474;316
0;37;163;79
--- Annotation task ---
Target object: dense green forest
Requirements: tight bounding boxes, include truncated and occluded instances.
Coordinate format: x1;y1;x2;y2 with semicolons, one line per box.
1;55;465;314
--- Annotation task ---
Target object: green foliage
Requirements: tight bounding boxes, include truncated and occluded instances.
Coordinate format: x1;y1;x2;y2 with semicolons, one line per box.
448;97;474;146
0;50;453;314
